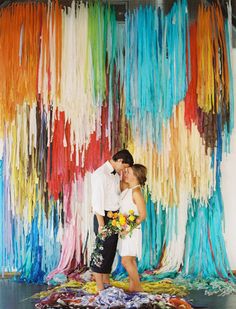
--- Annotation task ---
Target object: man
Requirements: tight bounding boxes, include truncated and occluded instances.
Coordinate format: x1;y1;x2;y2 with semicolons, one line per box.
90;149;134;291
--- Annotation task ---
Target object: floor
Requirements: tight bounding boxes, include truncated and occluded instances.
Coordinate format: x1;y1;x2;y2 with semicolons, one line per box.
0;279;236;309
187;290;236;309
0;279;47;309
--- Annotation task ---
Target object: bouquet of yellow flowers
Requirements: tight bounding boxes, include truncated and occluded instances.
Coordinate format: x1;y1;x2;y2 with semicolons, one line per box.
106;210;139;239
90;210;139;268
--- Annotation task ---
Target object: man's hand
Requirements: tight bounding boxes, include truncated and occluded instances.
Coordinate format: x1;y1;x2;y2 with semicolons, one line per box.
98;225;105;234
98;225;108;239
96;213;105;234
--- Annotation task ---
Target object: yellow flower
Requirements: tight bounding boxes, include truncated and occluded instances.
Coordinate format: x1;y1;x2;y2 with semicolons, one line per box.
112;220;117;227
129;215;135;222
113;212;119;219
120;218;126;226
119;215;126;225
128;210;134;215
107;211;113;218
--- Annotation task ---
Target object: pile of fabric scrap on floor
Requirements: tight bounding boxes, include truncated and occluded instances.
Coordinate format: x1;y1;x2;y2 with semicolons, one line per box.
33;273;193;309
32;268;236;308
173;276;236;297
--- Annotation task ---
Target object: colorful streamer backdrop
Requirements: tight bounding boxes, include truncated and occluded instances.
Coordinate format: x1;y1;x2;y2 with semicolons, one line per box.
0;0;234;283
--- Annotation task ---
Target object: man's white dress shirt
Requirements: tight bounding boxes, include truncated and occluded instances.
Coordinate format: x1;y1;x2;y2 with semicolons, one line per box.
91;161;120;216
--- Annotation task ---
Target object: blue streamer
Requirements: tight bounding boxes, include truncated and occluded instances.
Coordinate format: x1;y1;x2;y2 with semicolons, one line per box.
19;200;61;283
125;0;189;147
182;188;233;280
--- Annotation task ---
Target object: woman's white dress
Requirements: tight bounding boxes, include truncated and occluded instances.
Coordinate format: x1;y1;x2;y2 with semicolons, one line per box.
117;187;142;260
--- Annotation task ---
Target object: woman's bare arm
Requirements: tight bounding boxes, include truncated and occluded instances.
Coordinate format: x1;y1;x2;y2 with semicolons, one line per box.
133;189;146;224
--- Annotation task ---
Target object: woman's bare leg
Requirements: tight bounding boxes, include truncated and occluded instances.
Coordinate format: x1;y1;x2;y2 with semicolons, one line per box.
121;256;142;292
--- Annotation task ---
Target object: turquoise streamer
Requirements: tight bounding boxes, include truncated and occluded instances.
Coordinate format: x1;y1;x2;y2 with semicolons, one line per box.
182;189;232;280
125;0;189;146
138;196;166;272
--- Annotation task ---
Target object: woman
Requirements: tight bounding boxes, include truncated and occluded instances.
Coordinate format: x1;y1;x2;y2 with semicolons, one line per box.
118;164;147;292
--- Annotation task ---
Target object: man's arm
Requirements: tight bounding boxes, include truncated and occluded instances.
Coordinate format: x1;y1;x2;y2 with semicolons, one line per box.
91;174;106;232
96;213;105;233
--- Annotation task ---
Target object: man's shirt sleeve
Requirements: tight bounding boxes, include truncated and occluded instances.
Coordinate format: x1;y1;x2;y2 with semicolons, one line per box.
91;173;106;216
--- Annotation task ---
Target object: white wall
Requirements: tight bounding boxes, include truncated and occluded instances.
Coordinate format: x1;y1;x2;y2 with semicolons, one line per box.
222;48;236;270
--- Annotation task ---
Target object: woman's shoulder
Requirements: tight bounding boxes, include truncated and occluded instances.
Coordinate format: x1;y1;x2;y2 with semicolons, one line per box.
132;186;144;201
132;186;142;194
